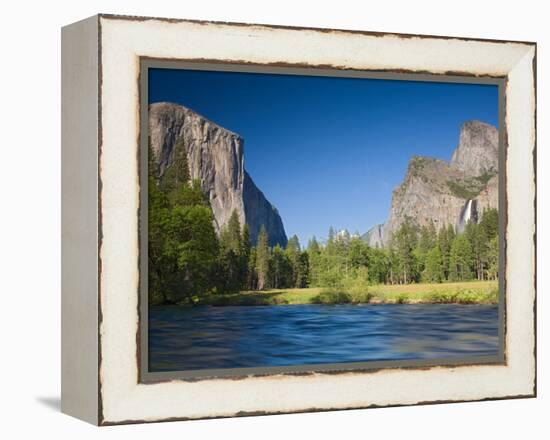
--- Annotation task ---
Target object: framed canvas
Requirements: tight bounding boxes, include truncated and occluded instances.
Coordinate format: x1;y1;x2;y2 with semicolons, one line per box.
61;14;536;425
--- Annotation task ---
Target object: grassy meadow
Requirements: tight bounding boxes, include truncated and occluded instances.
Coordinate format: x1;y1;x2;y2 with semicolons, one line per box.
202;280;498;306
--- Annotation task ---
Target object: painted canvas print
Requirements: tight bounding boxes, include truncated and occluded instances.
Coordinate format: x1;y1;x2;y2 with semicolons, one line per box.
145;67;501;374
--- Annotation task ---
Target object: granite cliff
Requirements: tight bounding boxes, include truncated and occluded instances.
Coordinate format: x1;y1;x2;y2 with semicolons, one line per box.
149;102;287;247
364;120;499;247
450;120;499;176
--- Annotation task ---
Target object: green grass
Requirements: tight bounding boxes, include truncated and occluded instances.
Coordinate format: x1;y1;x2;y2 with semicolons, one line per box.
310;289;373;305
366;280;498;304
201;280;498;306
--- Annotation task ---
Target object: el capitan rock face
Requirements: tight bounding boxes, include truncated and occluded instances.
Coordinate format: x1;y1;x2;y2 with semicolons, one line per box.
365;120;499;247
149;102;287;247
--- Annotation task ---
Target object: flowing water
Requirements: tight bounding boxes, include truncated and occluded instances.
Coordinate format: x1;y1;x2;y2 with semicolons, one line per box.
457;199;479;233
149;304;499;372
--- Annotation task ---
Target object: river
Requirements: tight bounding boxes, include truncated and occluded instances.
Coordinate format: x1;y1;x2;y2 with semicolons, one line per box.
149;304;498;372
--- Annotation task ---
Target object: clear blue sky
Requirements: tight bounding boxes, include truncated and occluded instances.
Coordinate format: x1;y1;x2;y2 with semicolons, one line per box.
149;68;498;246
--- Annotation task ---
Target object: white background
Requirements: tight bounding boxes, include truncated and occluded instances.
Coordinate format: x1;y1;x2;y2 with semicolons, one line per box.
0;0;546;437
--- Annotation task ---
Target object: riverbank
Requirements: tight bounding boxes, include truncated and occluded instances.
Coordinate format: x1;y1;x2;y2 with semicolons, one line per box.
201;280;498;306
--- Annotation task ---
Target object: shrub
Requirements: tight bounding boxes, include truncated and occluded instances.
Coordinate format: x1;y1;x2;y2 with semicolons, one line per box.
446;180;479;199
269;296;289;305
350;291;373;303
395;293;409;304
311;289;352;304
474;170;497;185
427;287;498;304
310;288;372;304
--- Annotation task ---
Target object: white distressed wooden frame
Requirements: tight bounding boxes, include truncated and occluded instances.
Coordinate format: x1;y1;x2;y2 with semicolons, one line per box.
61;14;536;425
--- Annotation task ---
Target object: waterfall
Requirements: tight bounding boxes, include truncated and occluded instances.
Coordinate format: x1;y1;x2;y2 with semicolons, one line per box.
457;199;478;233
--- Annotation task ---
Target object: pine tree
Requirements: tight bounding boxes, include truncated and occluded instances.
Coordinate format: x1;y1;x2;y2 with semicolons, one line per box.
241;223;251;252
307;236;320;253
247;247;257;290
255;226;270;290
217;211;254;293
449;234;474;281
388;247;399;285
226;211;242;252
465;221;488;280
348;237;369;269
423;246;444;282
479;208;499;240
148;143;169;304
285;235;302;287
270;245;292;288
392;218;419;284
416;222;437;275
296;251;310;288
328;226;335;242
240;223;251;289
478;208;499;280
486;235;499;280
306;236;321;286
217;211;241;292
367;247;389;284
438;224;456;281
159;137;191;201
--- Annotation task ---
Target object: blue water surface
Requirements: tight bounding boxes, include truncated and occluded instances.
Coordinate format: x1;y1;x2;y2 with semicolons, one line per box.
149;304;499;372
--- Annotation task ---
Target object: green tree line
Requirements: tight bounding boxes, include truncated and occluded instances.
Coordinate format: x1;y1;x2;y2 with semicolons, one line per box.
301;208;498;290
148;142;499;305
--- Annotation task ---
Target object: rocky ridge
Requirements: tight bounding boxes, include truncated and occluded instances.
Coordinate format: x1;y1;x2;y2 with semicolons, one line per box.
364;120;499;247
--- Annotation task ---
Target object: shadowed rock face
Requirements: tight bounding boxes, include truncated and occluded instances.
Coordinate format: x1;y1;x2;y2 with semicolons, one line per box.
243;172;287;246
364;120;499;247
149;102;287;247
